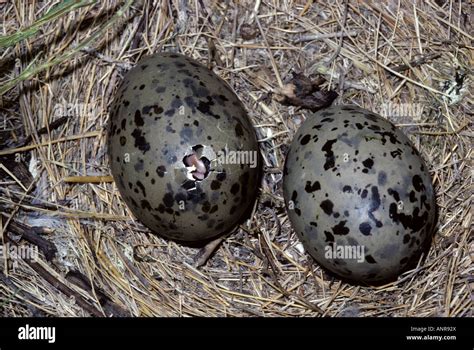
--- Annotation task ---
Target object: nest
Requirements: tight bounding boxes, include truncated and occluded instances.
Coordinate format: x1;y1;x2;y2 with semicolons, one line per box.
0;0;472;317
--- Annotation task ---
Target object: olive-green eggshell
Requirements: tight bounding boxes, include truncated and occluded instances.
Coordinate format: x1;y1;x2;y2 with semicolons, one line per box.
283;105;436;283
108;53;261;242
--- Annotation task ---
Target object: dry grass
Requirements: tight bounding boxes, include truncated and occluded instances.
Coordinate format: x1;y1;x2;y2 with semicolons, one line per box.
0;0;472;317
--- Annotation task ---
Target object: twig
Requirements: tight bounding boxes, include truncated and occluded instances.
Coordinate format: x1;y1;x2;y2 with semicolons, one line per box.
27;260;104;317
0;271;46;316
194;236;226;267
390;53;441;72
65;270;130;317
345;33;451;97
432;12;474;40
129;0;152;51
15;116;69;149
63;175;114;183
416;121;470;136
294;29;358;43
0;163;28;191
255;16;283;88
2;234;103;316
259;233;324;313
80;48;132;70
5;217;57;262
326;0;349;64
0;130;101;156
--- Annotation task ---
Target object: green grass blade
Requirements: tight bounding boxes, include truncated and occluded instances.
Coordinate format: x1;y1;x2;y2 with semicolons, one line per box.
0;0;97;49
0;0;133;96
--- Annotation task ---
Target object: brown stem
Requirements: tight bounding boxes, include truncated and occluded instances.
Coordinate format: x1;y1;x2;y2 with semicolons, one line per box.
4;216;57;262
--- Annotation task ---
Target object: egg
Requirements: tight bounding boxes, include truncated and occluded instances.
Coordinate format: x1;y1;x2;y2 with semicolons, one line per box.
283;105;436;283
108;52;261;242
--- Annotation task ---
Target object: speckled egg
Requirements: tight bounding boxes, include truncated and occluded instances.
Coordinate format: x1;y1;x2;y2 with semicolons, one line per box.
283;105;436;283
108;52;261;242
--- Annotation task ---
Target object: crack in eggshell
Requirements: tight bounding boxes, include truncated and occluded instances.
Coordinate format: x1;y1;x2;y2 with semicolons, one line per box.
108;52;261;242
182;144;217;181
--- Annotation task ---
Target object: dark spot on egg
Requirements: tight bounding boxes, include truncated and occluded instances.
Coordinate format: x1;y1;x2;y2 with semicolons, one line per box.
305;181;321;193
320;200;334;215
412;174;425;192
230;183;240;195
365;255;376;264
211;180;221;190
359;222;372;235
300;134;311;145
163;192;174;207
156;165;166;177
235;123;244;137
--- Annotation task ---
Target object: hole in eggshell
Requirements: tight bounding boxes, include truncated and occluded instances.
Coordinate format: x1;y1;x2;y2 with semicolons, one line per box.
183;145;211;181
192;144;203;153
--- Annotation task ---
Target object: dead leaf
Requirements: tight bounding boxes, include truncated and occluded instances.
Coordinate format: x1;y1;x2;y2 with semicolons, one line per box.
274;72;338;111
